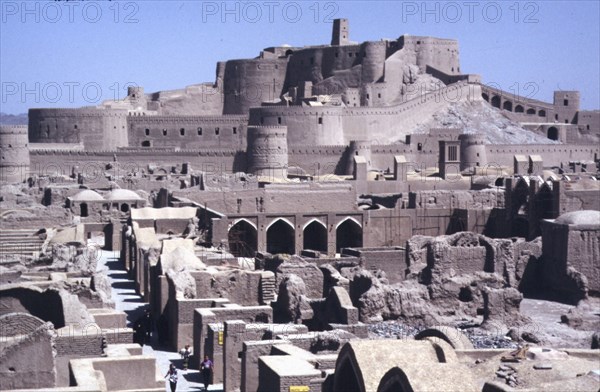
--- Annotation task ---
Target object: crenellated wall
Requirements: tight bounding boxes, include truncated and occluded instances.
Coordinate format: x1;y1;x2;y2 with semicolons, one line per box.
486;144;598;168
398;35;461;75
249;106;345;145
28;108;129;150
127;115;247;149
29;148;246;177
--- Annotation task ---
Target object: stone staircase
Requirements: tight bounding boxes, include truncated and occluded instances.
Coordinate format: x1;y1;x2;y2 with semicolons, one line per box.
0;229;44;263
260;271;277;304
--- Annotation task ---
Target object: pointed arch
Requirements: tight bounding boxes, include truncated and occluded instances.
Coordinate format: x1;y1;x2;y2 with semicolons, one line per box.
333;344;365;392
336;217;363;253
302;219;328;253
229;219;257;257
377;367;415;392
265;217;294;231
302;218;326;231
229;218;257;231
335;216;362;230
266;218;295;255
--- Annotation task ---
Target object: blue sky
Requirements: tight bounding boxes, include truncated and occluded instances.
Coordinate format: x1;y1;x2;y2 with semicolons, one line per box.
1;0;599;113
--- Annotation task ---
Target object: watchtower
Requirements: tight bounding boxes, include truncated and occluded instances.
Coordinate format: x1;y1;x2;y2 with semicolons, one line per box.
331;18;349;46
0;125;30;183
439;140;460;180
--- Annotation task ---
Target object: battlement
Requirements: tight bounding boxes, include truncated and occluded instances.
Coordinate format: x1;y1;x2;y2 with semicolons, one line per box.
399;35;459;46
30;148;242;156
459;133;487;145
0;125;28;134
248;125;288;129
128;115;247;123
29;108;128;117
288;146;347;155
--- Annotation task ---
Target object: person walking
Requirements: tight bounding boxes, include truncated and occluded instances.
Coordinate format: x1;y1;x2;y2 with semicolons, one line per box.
179;344;192;371
164;364;178;392
143;309;153;343
200;355;214;391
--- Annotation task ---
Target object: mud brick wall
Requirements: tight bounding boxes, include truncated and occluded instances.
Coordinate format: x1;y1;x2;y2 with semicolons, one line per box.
55;334;103;357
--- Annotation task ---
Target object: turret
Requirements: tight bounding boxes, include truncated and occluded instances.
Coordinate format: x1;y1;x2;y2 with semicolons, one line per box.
459;133;487;173
0;125;30;183
247;125;288;181
345;140;372;176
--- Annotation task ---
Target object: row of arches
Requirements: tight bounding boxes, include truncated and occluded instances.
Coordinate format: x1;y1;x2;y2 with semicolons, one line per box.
482;93;547;117
227;217;363;257
79;202;130;217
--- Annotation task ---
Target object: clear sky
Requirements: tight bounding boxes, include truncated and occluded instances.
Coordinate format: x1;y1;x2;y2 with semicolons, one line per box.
1;0;599;114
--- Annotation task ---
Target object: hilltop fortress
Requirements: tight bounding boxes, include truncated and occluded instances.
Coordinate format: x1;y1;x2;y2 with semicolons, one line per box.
0;18;593;184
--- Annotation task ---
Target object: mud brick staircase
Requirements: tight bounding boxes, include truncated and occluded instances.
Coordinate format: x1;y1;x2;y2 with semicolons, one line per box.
260;271;277;304
0;229;44;263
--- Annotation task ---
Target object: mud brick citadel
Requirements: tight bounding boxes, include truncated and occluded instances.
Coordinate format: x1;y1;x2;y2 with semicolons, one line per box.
1;19;599;392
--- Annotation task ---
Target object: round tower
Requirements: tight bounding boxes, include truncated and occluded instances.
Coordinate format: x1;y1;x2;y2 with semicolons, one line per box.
459;133;487;172
247;125;288;180
345;140;372;175
0;125;30;183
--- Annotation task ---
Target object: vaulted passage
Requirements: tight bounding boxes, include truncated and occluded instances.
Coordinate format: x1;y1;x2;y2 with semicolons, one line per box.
267;219;295;255
334;358;362;392
491;95;501;108
80;203;88;217
378;367;415;392
503;101;513;111
547;126;559;141
228;220;257;257
303;221;328;253
336;219;363;253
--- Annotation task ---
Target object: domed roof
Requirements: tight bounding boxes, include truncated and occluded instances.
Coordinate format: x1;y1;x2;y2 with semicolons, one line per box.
106;189;142;201
71;190;104;201
554;210;600;226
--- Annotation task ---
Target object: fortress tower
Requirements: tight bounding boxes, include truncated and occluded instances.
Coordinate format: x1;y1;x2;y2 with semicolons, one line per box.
553;91;580;124
331;18;350;46
459;133;487;172
126;86;147;110
247;125;288;180
0;125;30;183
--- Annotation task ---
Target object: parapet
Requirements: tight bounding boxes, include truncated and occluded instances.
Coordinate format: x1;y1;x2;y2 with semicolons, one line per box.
0;124;28;134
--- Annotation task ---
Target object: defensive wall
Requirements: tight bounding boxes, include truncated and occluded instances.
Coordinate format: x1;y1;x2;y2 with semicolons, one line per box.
28;148;245;178
127;114;248;149
25;140;599;181
250;81;480;145
28;108;129;150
